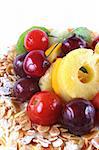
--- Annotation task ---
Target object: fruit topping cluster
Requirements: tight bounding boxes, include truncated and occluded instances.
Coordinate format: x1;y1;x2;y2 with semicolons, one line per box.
13;26;99;136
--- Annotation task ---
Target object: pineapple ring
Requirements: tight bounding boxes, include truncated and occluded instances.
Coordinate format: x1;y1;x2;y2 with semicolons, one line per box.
95;42;99;53
45;43;62;63
57;48;99;101
52;58;62;95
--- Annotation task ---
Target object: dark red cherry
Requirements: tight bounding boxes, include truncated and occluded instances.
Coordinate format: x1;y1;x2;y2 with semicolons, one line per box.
62;34;89;55
61;98;95;136
23;50;50;78
13;77;40;102
13;53;27;77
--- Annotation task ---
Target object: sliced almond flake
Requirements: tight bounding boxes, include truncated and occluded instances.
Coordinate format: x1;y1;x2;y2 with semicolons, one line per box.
48;136;58;142
8;75;17;82
52;124;61;128
76;139;84;147
11;100;21;112
85;144;93;150
0;82;3;86
20;144;39;150
8;116;15;129
36;133;44;140
37;125;50;133
10;131;19;141
56;147;63;150
32;138;39;143
0;135;6;146
0;58;6;63
19;135;35;145
22;121;31;131
0;106;6;119
0;127;4;138
71;139;84;150
18;130;24;139
60;128;68;133
59;135;68;142
91;136;99;149
0;66;6;70
35;143;42;150
26;130;36;136
6;64;14;75
38;138;51;148
0;98;4;104
4;108;13;119
14;110;31;131
0;118;9;129
2;61;9;66
20;102;28;110
0;72;5;77
64;140;83;150
84;138;90;148
52;138;63;148
0;146;6;150
83;130;99;140
39;140;49;148
32;124;38;130
39;132;49;139
69;136;82;141
49;126;60;137
61;132;72;139
14;125;22;131
7;141;18;150
14;110;26;119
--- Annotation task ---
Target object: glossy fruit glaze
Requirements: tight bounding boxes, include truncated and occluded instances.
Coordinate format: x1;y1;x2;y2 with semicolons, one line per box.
61;98;95;136
13;77;40;102
13;53;27;77
62;34;89;55
23;50;50;78
24;29;49;51
27;91;63;125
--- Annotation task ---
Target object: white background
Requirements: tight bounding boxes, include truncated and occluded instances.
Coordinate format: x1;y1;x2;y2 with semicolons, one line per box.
0;0;99;53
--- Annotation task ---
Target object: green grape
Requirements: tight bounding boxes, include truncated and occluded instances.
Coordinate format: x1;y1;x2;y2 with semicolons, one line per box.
73;27;93;44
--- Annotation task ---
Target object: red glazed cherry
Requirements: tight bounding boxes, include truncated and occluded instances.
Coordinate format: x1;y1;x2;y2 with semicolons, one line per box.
24;29;49;51
61;98;95;136
91;93;99;110
27;91;63;125
62;34;89;55
13;78;40;102
23;50;50;78
92;36;99;49
13;53;27;77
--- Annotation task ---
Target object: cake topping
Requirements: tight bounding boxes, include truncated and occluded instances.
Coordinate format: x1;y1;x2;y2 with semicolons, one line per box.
0;26;99;149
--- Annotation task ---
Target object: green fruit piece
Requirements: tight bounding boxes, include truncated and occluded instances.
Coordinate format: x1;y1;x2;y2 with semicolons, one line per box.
49;29;69;45
73;27;93;44
16;31;27;55
16;26;50;55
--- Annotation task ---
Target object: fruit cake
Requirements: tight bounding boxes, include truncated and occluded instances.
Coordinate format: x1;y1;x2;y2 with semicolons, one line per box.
0;26;99;150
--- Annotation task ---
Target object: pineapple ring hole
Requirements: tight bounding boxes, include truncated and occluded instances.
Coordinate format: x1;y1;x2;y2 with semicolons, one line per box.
78;65;94;83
